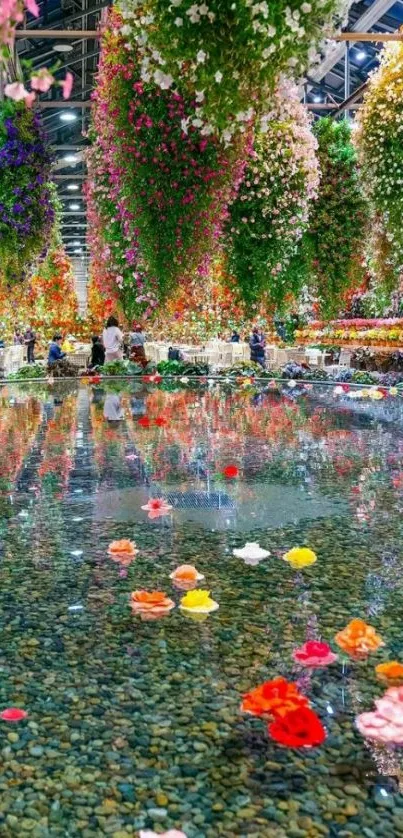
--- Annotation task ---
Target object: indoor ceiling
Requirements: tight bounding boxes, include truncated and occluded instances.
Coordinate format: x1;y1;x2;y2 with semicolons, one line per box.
13;0;403;265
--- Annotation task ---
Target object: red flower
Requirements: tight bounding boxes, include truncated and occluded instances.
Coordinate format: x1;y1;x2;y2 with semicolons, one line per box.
223;465;239;479
268;707;326;748
0;708;28;722
91;375;101;384
341;384;350;393
154;416;168;427
138;417;151;428
241;677;308;718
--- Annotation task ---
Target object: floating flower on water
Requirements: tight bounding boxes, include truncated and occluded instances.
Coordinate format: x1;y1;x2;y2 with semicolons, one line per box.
141;498;173;519
241;677;309;719
0;708;28;722
91;375;101;385
179;376;189;384
369;388;384;400
138;416;151;428
142;374;162;384
268;380;278;390
170;564;204;590
356;686;403;744
154;416;168;427
130;591;175;620
108;539;138;565
180;589;219;616
139;831;187;838
292;641;338;668
268;706;326;748
233;542;270;566
389;387;398;397
283;547;317;569
222;464;239;479
376;661;403;685
333;385;344;396
334;618;384;659
288;379;297;388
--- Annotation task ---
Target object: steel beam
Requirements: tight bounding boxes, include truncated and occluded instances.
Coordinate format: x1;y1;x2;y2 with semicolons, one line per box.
15;29;100;38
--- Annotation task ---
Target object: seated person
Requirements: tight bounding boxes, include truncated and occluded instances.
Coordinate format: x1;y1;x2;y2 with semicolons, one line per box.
90;335;105;369
48;334;66;365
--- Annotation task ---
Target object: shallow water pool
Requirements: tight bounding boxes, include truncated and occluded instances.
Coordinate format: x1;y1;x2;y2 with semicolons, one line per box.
0;380;403;837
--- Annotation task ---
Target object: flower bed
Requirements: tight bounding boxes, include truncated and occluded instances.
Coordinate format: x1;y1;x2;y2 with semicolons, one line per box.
296;319;403;346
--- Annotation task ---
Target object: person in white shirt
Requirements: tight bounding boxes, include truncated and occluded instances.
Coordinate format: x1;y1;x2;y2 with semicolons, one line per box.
102;316;123;363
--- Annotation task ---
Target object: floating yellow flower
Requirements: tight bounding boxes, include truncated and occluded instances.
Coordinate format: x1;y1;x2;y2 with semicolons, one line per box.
180;589;219;615
283;547;317;569
369;389;384;401
389;387;398;397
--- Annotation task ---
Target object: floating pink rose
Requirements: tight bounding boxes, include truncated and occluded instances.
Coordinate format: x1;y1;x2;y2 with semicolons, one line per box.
141;498;173;519
139;831;187;838
0;708;28;722
292;641;338;668
356;686;403;744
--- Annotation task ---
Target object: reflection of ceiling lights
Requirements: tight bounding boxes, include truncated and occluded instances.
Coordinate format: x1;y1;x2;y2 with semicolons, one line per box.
69;202;80;210
72;240;81;247
313;94;322;103
74;248;83;255
63;154;78;164
67;183;79;191
53;43;73;53
60;112;77;122
356;50;367;61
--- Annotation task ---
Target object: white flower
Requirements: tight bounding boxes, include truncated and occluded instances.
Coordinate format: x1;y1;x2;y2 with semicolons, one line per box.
195;89;205;101
174;16;183;25
233;542;270;566
192;117;203;127
181;117;190;133
196;49;206;63
120;24;132;36
153;69;174;89
199;2;209;13
171;0;182;5
215;70;223;83
187;3;200;22
301;2;312;11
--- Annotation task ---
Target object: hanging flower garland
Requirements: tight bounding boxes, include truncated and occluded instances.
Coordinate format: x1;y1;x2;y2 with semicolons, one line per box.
355;41;403;292
224;78;319;310
118;0;352;139
0;100;56;286
29;245;79;339
87;10;246;317
298;117;367;315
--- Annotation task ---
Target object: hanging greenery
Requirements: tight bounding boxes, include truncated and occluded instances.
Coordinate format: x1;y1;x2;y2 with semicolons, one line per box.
0;100;56;286
294;117;367;316
118;0;353;139
224;78;319;310
87;10;245;318
355;40;403;292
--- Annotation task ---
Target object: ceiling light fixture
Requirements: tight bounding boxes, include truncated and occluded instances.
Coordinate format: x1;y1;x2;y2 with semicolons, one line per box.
356;50;367;61
60;112;77;123
67;183;79;191
53;43;73;53
313;94;322;103
63;154;78;164
68;202;80;210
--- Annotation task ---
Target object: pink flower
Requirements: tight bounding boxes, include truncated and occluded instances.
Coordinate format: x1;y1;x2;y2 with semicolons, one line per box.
24;91;36;108
25;0;39;15
356;686;403;744
141;498;173;519
61;71;73;100
4;82;29;101
0;708;28;722
292;641;338;668
31;69;54;93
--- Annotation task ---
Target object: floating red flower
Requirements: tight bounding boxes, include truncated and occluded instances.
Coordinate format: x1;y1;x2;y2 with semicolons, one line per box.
0;708;28;722
241;677;308;719
268;706;326;748
292;640;337;668
223;465;239;479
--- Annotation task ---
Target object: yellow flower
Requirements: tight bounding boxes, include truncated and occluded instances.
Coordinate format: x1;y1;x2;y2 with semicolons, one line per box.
389;387;398;396
283;547;317;569
180;589;219;614
369;389;383;400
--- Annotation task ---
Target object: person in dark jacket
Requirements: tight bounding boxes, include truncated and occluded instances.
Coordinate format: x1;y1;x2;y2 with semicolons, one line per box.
230;330;240;343
48;334;66;365
249;327;266;368
24;326;36;363
90;335;105;369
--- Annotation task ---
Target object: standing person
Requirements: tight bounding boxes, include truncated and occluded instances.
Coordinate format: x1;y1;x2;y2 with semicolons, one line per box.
129;323;147;367
102;316;123;364
13;328;24;345
24;326;36;364
249;327;266;368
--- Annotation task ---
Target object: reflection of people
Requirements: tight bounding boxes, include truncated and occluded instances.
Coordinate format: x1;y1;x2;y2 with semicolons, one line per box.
129;323;147;367
24;326;36;363
48;334;66;365
102;316;123;363
249;327;265;368
103;393;124;422
90;336;105;369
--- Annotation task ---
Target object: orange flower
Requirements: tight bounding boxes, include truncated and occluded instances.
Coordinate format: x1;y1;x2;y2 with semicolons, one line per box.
376;661;403;685
335;619;384;659
170;564;204;591
130;590;175;621
108;539;138;565
241;677;309;719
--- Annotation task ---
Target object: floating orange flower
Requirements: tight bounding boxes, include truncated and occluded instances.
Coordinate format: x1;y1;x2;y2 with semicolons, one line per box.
376;661;403;685
241;677;309;719
170;564;204;590
130;590;175;621
335;619;384;659
108;539;138;565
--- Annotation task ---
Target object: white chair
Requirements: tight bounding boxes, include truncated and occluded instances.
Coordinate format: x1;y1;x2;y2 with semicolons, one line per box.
326;349;352;375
